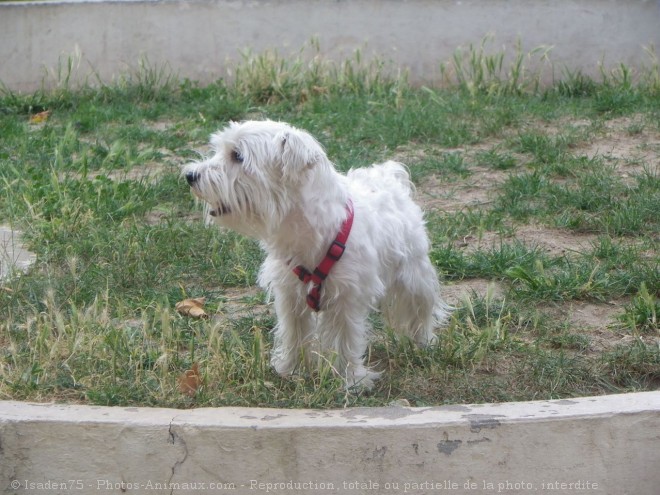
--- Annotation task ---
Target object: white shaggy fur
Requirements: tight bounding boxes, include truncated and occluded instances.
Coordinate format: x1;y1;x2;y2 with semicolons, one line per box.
183;120;449;388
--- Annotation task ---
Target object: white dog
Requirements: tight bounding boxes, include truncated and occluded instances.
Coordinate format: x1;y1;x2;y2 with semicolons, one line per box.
184;120;448;388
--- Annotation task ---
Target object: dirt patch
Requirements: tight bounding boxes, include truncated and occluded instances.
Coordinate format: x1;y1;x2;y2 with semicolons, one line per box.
144;119;177;132
211;286;270;324
575;115;660;181
396;139;522;214
443;279;505;307
60;161;176;185
562;300;625;330
512;225;598;256
416;167;508;212
456;225;599;257
144;208;202;226
87;162;171;183
543;299;634;353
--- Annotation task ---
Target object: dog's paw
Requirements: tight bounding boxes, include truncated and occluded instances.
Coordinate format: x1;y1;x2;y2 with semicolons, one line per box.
271;353;299;377
417;332;440;348
346;369;381;391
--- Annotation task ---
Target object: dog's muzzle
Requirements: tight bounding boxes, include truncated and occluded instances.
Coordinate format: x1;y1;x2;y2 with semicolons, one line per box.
185;169;233;216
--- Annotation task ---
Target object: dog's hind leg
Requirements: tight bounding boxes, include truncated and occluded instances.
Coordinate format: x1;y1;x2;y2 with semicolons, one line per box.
320;306;380;389
383;255;449;346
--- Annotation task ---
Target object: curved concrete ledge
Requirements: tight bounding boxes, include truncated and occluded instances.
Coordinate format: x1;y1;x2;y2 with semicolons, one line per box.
2;392;659;494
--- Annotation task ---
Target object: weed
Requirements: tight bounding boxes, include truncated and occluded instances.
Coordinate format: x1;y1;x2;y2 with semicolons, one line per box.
475;148;517;170
602;340;660;389
442;36;552;96
618;283;659;335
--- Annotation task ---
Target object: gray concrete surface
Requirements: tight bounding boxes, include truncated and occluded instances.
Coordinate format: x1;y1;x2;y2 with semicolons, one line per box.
1;392;659;494
0;226;36;281
1;0;660;92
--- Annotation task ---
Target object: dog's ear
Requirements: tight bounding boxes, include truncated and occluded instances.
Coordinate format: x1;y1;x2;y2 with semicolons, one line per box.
277;128;326;176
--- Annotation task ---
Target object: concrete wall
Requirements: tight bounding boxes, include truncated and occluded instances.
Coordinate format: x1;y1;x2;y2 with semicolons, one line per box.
1;0;660;92
2;392;659;494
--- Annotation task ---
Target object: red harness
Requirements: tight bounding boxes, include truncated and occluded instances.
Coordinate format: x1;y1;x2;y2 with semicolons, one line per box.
293;199;354;311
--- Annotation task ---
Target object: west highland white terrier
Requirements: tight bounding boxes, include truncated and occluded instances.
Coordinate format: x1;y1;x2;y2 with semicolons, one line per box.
184;120;449;388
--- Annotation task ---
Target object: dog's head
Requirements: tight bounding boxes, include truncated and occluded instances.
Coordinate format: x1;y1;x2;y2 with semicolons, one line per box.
183;120;330;238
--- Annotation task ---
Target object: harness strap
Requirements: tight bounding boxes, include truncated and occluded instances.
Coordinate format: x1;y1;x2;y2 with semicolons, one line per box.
293;199;354;311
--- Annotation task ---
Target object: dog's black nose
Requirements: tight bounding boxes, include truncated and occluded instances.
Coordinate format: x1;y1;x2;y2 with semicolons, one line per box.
185;171;200;186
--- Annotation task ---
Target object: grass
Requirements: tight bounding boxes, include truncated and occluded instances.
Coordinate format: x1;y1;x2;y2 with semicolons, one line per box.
0;43;658;408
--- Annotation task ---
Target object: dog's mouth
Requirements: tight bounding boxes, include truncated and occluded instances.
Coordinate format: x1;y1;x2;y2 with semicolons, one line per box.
209;203;231;217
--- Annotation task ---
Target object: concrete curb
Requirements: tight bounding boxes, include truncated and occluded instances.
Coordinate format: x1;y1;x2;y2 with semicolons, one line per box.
2;392;659;494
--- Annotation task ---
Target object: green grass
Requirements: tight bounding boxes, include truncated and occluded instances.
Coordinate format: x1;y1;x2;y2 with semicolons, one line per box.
1;44;658;408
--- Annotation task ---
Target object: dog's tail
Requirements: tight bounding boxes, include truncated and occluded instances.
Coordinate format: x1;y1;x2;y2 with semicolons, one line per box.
379;160;415;197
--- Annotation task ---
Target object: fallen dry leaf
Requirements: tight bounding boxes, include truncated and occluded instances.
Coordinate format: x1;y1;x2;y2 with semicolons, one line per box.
175;297;208;319
178;362;202;397
29;110;51;124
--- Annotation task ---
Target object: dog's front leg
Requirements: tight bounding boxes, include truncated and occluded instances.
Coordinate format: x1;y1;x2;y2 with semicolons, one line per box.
270;286;315;377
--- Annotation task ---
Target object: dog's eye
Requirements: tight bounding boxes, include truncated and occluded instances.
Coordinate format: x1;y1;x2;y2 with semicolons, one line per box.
231;149;244;163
